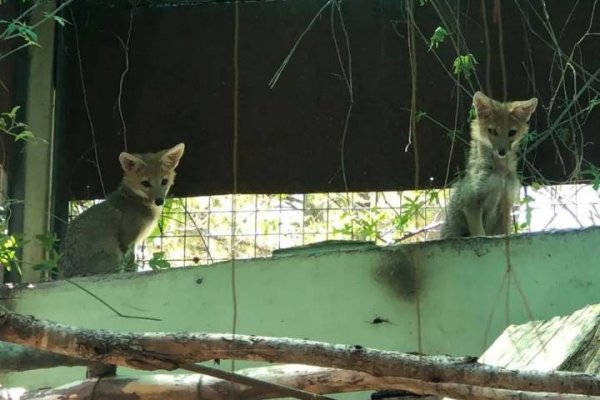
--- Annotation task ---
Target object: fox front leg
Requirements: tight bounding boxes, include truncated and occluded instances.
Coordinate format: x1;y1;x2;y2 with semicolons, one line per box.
495;195;514;235
463;206;485;237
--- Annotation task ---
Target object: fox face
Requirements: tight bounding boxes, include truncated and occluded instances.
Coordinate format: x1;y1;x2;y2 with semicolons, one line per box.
472;91;538;159
118;143;185;206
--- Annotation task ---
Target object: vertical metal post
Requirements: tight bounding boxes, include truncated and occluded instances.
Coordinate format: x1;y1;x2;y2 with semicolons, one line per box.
51;4;69;251
20;2;57;282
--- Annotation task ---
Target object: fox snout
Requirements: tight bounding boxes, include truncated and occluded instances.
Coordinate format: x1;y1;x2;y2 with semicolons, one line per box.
148;186;170;207
491;137;511;159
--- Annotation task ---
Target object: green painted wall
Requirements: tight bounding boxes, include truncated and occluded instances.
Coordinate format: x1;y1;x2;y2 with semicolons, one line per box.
1;228;599;399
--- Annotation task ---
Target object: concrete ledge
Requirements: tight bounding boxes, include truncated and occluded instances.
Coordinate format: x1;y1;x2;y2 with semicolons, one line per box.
2;227;599;391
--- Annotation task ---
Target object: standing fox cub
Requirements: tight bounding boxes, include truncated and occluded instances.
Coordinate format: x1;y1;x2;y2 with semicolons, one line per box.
441;92;537;238
58;143;185;277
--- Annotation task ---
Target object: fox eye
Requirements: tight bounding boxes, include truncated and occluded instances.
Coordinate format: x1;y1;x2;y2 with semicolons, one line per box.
161;178;168;186
141;180;151;188
487;128;498;136
508;129;517;138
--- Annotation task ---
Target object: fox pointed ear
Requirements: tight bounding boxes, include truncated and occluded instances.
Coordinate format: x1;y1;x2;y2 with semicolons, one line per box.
473;91;493;119
161;143;185;169
510;98;538;121
119;152;144;173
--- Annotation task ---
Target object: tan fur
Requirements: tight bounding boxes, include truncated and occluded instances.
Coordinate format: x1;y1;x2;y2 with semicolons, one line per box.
58;143;185;277
441;92;537;238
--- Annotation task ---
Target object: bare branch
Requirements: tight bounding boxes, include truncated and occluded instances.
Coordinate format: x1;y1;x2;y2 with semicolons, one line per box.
0;312;598;396
0;341;88;372
15;365;600;400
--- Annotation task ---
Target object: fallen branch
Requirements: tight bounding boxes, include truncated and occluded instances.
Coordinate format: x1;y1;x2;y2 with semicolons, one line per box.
0;341;89;372
16;365;599;400
177;363;335;400
1;312;598;397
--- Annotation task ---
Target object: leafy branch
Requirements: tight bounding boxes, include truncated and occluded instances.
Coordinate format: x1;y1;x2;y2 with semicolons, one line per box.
0;107;38;143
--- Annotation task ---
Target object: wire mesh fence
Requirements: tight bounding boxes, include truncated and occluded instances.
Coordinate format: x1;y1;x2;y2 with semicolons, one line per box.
69;184;600;269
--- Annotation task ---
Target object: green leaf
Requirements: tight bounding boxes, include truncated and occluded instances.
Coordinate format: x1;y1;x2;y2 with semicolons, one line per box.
453;54;478;79
468;105;477;121
0;234;23;267
42;12;70;27
149;252;171;270
428;26;447;51
35;232;59;251
4;22;17;36
582;167;600;190
6;21;39;46
9;105;20;118
32;258;59;271
20;26;37;44
14;130;34;141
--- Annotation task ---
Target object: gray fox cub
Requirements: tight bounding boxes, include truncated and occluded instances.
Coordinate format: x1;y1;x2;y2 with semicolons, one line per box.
58;143;185;277
441;92;537;238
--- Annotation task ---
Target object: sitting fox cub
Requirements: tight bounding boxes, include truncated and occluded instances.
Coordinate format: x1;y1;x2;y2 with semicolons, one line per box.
441;92;537;238
58;143;185;277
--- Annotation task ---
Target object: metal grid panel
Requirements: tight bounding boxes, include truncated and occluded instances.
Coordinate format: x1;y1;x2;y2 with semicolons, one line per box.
136;191;447;267
68;185;600;270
